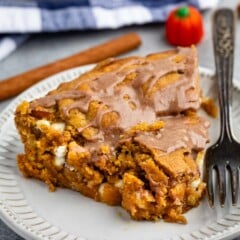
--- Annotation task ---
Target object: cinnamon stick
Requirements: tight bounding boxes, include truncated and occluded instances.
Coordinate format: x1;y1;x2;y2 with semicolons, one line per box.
0;32;141;101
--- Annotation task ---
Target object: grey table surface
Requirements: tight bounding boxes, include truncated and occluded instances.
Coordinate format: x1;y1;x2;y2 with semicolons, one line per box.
0;0;240;239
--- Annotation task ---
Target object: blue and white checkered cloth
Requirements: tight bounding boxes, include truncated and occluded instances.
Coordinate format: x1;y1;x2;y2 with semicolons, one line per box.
0;0;218;61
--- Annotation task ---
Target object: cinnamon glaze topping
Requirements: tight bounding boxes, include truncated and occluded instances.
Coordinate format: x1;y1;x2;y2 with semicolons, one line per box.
30;47;209;159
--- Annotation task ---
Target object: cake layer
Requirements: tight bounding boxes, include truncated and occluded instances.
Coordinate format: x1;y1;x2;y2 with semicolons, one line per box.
15;46;209;223
15;102;208;223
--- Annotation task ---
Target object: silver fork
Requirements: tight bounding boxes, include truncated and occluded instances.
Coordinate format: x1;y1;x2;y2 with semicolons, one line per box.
204;8;239;207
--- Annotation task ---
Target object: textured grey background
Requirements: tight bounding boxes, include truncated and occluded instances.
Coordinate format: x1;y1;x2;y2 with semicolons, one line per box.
0;0;240;239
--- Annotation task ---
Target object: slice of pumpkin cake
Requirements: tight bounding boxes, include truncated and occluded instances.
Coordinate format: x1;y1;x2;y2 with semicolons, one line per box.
15;46;209;223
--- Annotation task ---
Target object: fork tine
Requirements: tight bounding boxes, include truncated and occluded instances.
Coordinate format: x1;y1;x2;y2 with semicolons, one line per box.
228;165;239;205
216;165;226;207
206;166;214;208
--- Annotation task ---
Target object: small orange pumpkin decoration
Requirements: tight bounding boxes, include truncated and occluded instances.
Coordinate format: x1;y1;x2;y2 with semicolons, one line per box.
166;6;204;46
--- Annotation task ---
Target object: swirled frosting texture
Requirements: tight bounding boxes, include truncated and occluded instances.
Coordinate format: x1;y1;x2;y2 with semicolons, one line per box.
30;46;208;157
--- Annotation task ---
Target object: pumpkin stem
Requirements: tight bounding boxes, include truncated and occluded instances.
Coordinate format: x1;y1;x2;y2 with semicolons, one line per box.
176;6;190;18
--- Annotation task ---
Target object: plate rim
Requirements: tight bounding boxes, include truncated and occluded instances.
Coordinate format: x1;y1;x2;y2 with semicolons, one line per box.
0;65;240;240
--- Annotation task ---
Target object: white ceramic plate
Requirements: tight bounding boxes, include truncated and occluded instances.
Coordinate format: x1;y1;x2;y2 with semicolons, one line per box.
1;65;240;240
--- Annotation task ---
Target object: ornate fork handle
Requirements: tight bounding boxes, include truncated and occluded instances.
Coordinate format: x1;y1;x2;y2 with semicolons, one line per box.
213;9;235;142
